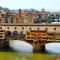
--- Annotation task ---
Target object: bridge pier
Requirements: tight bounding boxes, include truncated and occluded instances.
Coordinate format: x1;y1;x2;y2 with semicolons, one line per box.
26;40;46;53
0;39;9;50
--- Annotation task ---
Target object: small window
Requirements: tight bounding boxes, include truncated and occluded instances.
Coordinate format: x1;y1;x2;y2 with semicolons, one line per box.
7;27;9;29
54;28;56;30
37;28;39;30
15;27;17;29
30;27;32;30
46;28;48;31
1;14;5;18
27;33;30;35
27;37;30;39
22;27;24;30
0;19;1;23
31;37;34;39
0;27;2;29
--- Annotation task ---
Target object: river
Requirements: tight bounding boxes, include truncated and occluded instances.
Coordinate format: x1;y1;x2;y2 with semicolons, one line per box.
0;42;57;60
0;46;57;60
0;51;57;60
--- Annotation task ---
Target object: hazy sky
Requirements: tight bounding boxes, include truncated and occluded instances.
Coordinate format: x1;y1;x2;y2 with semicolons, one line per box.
0;0;60;11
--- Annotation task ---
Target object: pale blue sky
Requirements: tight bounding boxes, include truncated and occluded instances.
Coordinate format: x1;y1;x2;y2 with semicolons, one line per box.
0;0;60;11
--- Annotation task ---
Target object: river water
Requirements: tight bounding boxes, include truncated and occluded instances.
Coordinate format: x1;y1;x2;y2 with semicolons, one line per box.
0;43;57;60
0;46;57;60
0;50;57;60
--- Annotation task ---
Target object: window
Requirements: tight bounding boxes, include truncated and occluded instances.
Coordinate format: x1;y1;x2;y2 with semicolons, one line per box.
46;28;48;31
13;31;18;35
27;37;30;39
0;19;1;23
27;32;30;35
31;37;34;39
37;28;39;30
20;31;23;35
22;27;24;30
11;17;13;23
30;27;32;30
6;31;12;36
7;27;9;29
0;27;2;29
15;27;17;29
5;16;8;23
1;14;5;18
54;28;56;30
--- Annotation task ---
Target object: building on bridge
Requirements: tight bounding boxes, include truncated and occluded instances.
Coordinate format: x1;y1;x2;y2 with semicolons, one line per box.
0;24;60;39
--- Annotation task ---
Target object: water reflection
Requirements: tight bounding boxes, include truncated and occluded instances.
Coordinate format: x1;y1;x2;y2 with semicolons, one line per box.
45;43;60;54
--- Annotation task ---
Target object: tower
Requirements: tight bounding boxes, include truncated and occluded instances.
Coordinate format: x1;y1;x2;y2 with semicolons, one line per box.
19;9;21;14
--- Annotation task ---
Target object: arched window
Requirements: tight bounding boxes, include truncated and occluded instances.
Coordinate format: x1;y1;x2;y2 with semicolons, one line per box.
5;31;12;36
20;31;23;35
13;31;19;35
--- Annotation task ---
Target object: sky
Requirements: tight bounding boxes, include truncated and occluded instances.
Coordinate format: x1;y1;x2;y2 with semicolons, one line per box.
0;0;60;12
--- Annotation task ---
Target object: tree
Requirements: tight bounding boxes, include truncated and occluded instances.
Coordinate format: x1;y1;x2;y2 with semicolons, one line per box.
48;14;55;23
